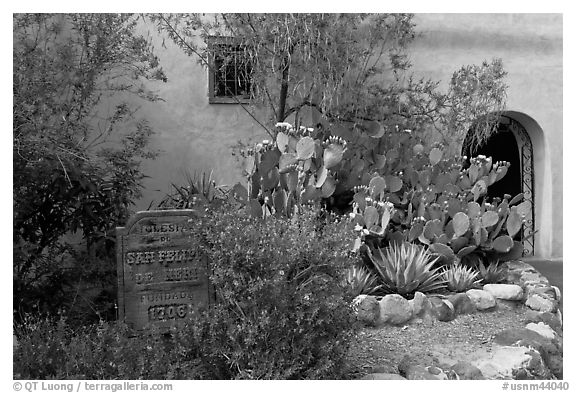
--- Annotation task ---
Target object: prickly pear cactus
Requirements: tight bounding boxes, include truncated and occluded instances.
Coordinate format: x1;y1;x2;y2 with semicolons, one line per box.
244;123;347;218
238;119;532;267
350;144;530;265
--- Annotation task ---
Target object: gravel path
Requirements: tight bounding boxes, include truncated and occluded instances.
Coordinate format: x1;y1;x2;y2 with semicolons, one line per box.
344;300;529;379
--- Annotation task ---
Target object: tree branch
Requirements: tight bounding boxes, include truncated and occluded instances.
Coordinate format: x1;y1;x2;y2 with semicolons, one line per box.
157;14;274;139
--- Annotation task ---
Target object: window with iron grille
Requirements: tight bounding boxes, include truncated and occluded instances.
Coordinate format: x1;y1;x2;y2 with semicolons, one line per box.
208;37;252;104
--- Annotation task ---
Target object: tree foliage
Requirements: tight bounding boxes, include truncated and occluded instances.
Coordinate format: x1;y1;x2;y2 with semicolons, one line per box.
13;13;166;320
152;13;507;149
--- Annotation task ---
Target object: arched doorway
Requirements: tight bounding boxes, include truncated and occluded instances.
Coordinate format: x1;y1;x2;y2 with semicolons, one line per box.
463;115;535;256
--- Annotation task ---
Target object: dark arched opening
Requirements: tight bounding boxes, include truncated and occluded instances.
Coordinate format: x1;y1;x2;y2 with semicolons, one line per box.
463;115;535;256
464;123;522;201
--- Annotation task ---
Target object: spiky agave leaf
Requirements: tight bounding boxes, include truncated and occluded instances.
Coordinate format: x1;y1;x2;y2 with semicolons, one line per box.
442;263;482;292
478;260;507;284
345;265;381;296
369;242;446;297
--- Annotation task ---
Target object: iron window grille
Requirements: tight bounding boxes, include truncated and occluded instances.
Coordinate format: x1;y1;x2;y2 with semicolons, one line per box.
207;37;252;104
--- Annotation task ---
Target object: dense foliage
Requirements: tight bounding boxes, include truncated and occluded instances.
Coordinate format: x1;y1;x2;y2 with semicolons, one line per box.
189;207;358;379
13;14;166;322
15;207;360;379
228;120;529;270
13;316;207;379
349;146;530;266
14;13;519;380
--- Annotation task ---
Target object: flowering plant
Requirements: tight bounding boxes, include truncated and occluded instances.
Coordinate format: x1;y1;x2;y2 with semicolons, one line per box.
189;206;357;379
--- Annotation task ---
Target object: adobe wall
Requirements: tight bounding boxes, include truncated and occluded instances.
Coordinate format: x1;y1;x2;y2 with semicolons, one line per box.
410;14;562;258
128;23;269;211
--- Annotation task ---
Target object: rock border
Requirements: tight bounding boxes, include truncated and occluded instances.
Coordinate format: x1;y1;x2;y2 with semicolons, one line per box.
354;260;563;380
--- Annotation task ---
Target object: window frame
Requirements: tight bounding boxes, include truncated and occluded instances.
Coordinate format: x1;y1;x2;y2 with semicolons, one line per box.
207;36;252;104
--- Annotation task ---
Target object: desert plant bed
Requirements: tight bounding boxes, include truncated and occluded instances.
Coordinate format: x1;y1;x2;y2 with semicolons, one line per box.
347;260;563;380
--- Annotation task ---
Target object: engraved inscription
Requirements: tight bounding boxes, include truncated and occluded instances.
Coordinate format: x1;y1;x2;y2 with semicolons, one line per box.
135;272;154;284
140;291;194;303
164;266;201;282
142;223;182;233
125;249;198;265
148;303;190;321
117;210;212;332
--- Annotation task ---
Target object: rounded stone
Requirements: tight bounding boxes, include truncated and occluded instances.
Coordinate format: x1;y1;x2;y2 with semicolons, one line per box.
473;346;553;380
450;361;485;380
483;283;524;301
505;260;550;287
447;293;477;314
378;294;413;325
524;310;563;335
429;297;456;322
353;294;380;326
465;289;496;310
525;285;559;301
525;294;557;313
525;322;557;340
408;291;428;316
406;365;448;380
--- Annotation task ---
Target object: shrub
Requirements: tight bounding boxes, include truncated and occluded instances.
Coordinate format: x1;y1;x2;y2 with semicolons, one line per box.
442;263;482;292
367;242;446;298
14;206;359;380
13;14;165;321
13;316;207;379
187;207;359;379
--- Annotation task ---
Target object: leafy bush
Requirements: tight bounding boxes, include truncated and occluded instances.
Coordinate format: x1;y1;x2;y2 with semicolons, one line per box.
13;14;166;321
442;263;482;292
13;316;207;379
367;242;446;298
187;207;358;379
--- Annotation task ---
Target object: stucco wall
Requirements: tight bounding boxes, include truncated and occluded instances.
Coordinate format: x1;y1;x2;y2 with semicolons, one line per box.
409;14;562;258
131;14;562;258
131;25;269;211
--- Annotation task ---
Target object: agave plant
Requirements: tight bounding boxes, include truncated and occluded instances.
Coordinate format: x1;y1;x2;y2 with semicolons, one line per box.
157;170;227;209
367;242;446;297
442;263;482;292
478;260;508;284
344;265;381;297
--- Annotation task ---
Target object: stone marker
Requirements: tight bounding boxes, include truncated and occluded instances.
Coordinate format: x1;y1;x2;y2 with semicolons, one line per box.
116;210;213;332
